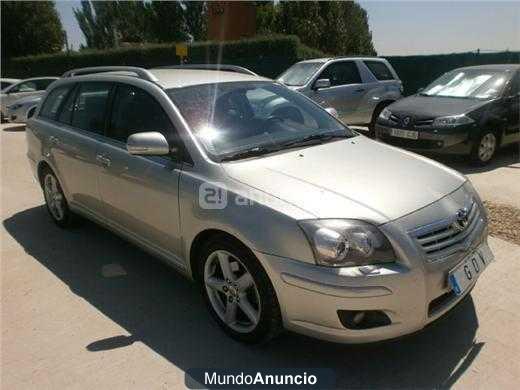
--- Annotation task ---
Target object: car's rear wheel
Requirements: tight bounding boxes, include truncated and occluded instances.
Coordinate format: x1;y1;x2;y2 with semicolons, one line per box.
198;236;282;344
41;168;73;228
471;131;498;165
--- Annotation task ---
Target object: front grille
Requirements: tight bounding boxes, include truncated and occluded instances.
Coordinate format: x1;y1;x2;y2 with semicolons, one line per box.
410;201;481;260
388;114;434;128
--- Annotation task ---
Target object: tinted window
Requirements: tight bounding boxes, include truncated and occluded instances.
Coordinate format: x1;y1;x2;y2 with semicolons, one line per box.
108;84;175;144
319;62;361;86
57;85;77;124
39;86;71;120
364;61;394;81
1;82;14;90
34;78;56;90
72;82;111;134
13;81;37;93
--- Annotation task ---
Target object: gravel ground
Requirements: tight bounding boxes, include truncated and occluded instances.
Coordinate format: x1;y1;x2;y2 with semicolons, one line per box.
484;201;520;246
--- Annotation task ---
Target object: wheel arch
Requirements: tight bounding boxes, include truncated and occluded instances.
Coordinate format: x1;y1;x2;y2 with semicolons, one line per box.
189;228;258;282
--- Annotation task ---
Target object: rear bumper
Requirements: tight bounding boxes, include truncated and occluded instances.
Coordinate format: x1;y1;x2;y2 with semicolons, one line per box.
375;123;472;155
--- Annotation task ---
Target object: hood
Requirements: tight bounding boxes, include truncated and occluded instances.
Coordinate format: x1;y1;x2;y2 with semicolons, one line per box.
388;95;490;119
222;136;465;224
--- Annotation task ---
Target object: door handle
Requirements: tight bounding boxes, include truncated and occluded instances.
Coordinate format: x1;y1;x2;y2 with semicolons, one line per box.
355;88;365;93
96;154;111;167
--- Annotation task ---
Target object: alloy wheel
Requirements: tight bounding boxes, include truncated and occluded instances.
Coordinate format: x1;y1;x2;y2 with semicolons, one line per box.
43;173;65;221
204;250;261;333
478;133;497;162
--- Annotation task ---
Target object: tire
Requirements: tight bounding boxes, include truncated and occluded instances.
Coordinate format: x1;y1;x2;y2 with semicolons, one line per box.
197;235;283;344
369;103;391;138
40;167;73;228
470;131;498;165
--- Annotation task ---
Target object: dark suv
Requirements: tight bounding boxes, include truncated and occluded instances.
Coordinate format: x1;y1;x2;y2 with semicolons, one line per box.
376;64;520;164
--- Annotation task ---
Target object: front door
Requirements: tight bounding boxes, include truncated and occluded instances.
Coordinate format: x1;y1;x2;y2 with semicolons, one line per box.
502;72;520;145
309;61;365;124
97;84;184;263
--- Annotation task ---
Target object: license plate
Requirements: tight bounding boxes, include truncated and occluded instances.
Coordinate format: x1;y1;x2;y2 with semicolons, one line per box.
448;245;494;296
391;128;419;140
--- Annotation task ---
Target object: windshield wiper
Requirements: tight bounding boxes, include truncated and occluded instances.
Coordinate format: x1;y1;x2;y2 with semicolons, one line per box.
278;132;350;150
220;146;280;162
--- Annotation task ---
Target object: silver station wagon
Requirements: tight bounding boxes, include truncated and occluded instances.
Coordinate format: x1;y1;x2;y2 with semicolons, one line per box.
26;66;493;344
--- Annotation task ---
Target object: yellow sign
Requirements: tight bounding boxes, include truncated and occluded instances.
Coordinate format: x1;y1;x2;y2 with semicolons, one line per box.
175;43;188;59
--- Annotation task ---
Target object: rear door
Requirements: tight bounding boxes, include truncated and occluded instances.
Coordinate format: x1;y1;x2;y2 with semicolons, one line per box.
46;81;112;216
96;83;184;263
308;60;365;124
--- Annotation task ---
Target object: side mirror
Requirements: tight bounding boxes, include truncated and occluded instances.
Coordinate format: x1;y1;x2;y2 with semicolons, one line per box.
127;131;170;156
313;78;331;90
325;107;339;118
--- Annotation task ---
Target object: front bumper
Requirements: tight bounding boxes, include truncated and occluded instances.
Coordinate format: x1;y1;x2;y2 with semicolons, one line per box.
375;123;472;155
255;186;491;344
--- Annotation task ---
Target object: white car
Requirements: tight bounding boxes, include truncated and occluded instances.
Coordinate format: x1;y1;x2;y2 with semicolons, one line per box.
5;95;41;123
1;78;21;90
1;77;58;121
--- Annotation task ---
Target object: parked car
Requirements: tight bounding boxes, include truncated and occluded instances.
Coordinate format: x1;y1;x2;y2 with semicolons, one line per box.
1;77;58;121
5;95;41;124
376;64;520;165
26;66;493;344
1;78;21;90
277;57;403;133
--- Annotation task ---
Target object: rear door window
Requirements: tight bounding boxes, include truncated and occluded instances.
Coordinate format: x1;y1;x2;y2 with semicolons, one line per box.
71;82;112;135
364;61;395;81
319;61;362;86
39;86;72;120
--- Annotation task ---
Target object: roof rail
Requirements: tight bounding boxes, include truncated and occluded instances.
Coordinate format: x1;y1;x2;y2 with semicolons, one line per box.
62;66;159;82
154;64;257;76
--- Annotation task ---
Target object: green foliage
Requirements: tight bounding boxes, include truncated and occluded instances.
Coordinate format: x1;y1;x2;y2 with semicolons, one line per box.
256;1;376;56
1;1;65;59
2;35;323;79
73;0;207;49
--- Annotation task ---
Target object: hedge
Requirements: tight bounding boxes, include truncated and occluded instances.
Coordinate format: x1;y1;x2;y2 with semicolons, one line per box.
1;35;323;80
387;51;520;95
2;35;518;96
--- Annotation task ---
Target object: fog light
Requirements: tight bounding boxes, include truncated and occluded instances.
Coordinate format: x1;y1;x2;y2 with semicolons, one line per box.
337;310;391;330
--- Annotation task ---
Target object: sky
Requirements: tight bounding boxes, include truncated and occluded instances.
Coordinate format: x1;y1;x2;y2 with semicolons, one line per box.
56;0;520;55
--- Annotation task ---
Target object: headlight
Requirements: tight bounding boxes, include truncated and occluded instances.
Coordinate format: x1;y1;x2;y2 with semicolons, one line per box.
433;114;474;128
298;219;395;267
378;107;392;120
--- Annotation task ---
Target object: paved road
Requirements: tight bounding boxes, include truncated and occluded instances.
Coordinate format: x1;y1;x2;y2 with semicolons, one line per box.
2;123;519;389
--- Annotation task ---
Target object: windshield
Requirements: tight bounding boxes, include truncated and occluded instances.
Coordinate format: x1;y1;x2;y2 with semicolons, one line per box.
277;62;324;86
167;81;354;160
422;69;509;99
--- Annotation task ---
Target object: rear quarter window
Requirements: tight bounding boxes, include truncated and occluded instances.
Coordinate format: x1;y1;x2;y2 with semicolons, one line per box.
39;86;72;120
364;61;395;81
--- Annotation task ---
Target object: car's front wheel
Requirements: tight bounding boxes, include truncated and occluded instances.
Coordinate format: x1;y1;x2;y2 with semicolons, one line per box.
198;236;282;344
41;167;73;228
471;131;498;165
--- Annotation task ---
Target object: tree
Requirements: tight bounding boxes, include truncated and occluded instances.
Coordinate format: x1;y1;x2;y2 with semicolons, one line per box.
1;1;65;59
256;1;376;56
149;1;189;43
74;0;206;49
183;1;207;41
